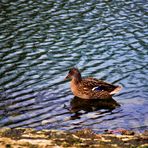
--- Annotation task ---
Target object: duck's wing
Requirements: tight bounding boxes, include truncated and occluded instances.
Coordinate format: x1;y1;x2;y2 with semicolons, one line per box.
81;77;121;94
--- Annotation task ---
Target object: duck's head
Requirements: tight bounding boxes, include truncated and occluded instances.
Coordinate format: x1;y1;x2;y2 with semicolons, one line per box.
65;68;82;81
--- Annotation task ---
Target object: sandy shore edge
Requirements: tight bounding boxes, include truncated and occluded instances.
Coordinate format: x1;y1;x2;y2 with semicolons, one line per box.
0;128;147;148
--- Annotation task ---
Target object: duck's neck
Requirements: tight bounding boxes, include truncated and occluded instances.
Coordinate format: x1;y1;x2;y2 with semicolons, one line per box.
72;74;82;84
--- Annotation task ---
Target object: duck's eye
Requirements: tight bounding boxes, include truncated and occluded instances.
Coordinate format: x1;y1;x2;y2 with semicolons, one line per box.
69;69;73;74
69;69;75;74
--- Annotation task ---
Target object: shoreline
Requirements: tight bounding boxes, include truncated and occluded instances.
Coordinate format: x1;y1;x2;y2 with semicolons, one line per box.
0;128;147;148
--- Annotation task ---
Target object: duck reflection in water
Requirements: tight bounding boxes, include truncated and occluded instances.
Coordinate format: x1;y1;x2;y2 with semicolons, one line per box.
65;96;120;113
64;96;120;120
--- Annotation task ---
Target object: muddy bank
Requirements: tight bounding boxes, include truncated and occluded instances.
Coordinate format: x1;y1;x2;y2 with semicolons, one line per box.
0;128;147;148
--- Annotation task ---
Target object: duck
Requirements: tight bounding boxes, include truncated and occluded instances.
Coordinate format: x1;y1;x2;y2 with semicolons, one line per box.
65;68;122;100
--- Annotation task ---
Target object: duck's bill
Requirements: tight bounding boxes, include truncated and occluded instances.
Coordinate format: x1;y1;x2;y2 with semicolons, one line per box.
64;74;70;80
110;86;122;95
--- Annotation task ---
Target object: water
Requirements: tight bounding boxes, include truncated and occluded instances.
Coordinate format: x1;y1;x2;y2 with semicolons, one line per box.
0;0;148;133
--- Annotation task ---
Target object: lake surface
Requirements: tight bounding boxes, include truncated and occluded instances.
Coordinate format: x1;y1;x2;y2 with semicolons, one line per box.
0;0;148;133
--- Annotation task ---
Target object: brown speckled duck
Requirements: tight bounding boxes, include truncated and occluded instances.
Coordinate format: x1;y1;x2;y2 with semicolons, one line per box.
65;68;122;100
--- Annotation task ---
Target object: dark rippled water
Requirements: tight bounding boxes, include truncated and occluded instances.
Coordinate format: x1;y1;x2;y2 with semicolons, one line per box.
0;0;148;132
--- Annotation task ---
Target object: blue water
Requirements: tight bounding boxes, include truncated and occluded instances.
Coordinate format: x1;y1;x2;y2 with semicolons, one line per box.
0;0;148;133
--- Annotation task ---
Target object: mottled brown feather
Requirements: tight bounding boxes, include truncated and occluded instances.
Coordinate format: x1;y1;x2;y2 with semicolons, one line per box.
80;77;117;92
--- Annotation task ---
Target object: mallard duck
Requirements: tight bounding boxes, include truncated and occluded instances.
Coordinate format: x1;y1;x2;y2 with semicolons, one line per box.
65;68;122;100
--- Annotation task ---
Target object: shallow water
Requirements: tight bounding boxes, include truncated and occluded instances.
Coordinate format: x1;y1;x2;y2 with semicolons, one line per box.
0;0;148;133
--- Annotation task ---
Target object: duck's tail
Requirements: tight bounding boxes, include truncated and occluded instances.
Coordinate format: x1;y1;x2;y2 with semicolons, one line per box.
110;86;122;95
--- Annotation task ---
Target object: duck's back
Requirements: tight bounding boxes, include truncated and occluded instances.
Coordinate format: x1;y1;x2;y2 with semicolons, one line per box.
81;77;118;93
